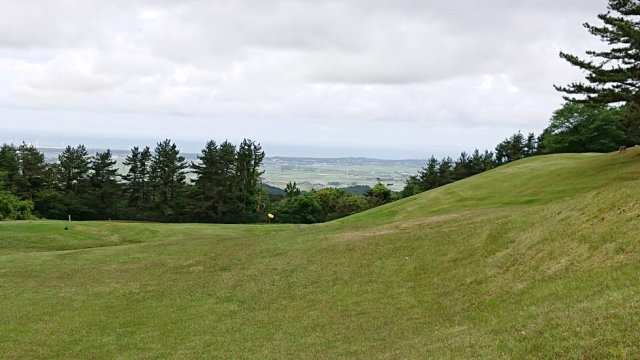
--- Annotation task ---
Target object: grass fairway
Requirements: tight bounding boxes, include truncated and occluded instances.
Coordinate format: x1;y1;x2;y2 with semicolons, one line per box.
2;149;640;359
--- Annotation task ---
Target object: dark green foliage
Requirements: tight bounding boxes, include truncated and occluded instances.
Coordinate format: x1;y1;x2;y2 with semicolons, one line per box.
280;191;322;224
235;139;266;216
16;143;47;201
5;144;59;219
278;187;366;223
541;102;626;153
364;183;393;208
555;0;640;142
402;133;534;198
495;132;526;165
314;188;366;221
0;172;34;220
32;189;66;220
0;138;278;223
88;150;121;219
149;139;188;220
0;145;20;192
212;141;239;222
555;0;640;107
58;145;90;192
189;140;220;222
57;145;93;219
122;146;152;217
284;181;301;199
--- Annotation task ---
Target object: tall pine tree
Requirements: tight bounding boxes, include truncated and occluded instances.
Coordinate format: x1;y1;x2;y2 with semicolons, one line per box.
0;144;20;192
122;146;152;217
149;139;188;219
555;0;640;142
57;145;92;219
190;140;221;222
89;150;121;219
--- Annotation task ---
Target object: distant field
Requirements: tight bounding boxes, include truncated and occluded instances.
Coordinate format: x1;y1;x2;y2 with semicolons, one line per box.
3;149;640;358
41;148;423;192
261;163;419;192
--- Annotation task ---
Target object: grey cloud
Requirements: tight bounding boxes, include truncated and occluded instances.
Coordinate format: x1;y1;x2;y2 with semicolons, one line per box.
0;0;612;154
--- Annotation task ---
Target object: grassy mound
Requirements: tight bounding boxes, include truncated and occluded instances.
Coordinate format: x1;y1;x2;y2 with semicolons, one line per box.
1;149;640;359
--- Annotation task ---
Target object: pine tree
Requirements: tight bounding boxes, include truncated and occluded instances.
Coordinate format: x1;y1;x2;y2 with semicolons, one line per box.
524;133;538;156
57;145;92;219
212;141;237;222
58;145;91;193
452;152;471;181
418;156;440;191
555;0;640;106
190;140;221;221
284;181;301;199
16;143;47;201
437;157;454;186
149;139;188;219
122;146;152;216
89;150;120;219
235;139;266;216
0;144;20;192
469;149;485;176
555;0;640;137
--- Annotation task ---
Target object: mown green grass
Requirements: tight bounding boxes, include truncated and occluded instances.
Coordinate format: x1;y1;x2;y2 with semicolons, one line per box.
2;149;640;359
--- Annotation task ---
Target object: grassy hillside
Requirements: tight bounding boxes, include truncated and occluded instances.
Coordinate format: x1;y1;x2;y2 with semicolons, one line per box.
2;149;640;359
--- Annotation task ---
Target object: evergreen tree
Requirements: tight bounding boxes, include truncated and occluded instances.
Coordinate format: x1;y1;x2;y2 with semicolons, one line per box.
482;150;496;170
57;145;92;219
524;133;538;156
0;144;20;192
213;141;237;222
437;157;454;187
16;143;47;201
401;175;421;198
88;150;121;219
190;140;221;221
122;146;152;216
284;181;301;199
468;150;485;176
418;156;440;191
555;0;640;140
452;152;471;181
149;139;188;219
495;132;526;165
235;139;266;216
58;145;91;193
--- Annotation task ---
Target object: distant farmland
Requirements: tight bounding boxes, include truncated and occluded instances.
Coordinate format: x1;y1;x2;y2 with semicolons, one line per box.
40;147;425;192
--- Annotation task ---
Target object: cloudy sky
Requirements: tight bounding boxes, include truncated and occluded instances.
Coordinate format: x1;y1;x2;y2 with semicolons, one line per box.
0;0;607;158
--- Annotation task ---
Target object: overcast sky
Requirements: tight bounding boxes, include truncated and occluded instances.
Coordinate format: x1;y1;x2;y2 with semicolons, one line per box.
0;0;607;158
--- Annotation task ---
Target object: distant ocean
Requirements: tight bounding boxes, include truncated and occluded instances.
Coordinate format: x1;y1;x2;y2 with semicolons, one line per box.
2;131;459;160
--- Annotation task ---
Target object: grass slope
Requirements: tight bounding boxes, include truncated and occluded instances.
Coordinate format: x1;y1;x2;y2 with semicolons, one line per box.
2;149;640;359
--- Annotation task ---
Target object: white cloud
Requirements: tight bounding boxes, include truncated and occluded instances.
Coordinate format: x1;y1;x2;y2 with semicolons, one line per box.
0;0;610;157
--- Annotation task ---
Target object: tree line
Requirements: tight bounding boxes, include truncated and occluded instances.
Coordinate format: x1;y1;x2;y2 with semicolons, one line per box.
0;139;271;223
403;0;640;199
